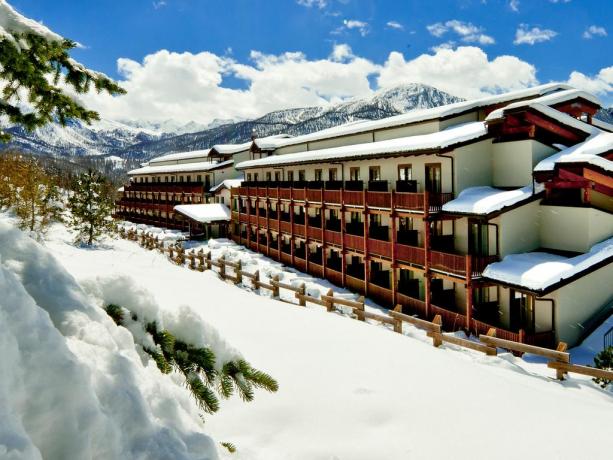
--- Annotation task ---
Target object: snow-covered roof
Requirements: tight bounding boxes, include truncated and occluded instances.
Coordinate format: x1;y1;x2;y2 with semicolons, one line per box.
211;142;252;154
128;159;233;176
253;134;294;150
148;149;211;165
442;185;542;215
173;203;231;223
483;237;613;293
251;84;572;151
209;179;243;193
237;122;488;170
592;117;613;133
534;131;613;173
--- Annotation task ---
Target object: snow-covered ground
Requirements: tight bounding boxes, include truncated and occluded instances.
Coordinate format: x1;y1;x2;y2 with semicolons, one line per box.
2;216;613;459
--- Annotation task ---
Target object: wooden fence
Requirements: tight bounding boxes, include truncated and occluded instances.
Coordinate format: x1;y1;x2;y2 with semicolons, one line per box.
119;228;613;384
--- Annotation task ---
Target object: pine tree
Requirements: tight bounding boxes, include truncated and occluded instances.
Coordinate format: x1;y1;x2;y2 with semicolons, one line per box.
593;346;613;389
0;1;125;142
67;170;115;245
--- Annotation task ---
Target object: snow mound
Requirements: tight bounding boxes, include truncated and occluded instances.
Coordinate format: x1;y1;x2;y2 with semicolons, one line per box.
0;220;219;459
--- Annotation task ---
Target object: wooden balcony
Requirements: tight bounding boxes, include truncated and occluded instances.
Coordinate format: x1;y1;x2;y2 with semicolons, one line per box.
471;255;498;277
294;257;307;272
258;216;267;227
124;182;204;194
345;274;365;294
395;244;425;266
280;221;291;234
307;262;324;278
368;239;392;258
430;304;467;330
395;192;424;211
269;220;279;231
307;226;323;241
323;190;341;204
344;190;363;206
280;252;292;265
307;189;323;202
269;248;279;261
368;282;394;306
325;267;343;287
366;191;391;208
430;251;469;277
248;214;257;225
249;241;258;251
325;230;342;246
279;188;291;200
292;189;306;201
396;293;427;317
344;233;364;251
293;224;306;237
259;243;267;253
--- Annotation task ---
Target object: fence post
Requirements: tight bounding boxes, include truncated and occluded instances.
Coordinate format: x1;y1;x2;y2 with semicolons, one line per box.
168;246;174;260
206;251;212;270
197;250;205;272
219;255;226;279
235;260;242;285
297;283;306;306
272;274;280;298
555;342;569;380
431;315;443;347
252;270;260;290
188;250;196;270
325;288;334;312
356;296;365;321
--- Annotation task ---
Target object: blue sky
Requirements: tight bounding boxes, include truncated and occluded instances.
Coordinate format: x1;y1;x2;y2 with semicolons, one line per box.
12;0;612;123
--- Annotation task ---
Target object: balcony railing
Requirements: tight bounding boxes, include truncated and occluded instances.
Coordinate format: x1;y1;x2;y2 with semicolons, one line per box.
368;239;392;258
307;261;324;279
368;282;393;306
430;251;469;277
325;230;342;246
325;266;343;286
307;226;323;241
396;293;427;317
430;304;467;331
396;244;425;266
344;234;364;251
345;274;365;294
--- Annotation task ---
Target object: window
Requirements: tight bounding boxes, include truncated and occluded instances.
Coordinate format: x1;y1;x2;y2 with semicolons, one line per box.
328;168;338;181
398;217;413;232
329;209;338;221
314;169;323;181
165;176;169;182
197;175;202;182
171;176;176;183
266;171;272;181
253;173;259;181
370;214;381;226
247;173;252;181
398;164;412;181
425;163;442;193
179;175;184;182
349;167;360;181
369;166;381;181
204;175;211;190
219;196;225;205
274;171;281;181
157;176;161;183
350;211;361;223
287;171;294;182
145;177;149;183
298;170;306;181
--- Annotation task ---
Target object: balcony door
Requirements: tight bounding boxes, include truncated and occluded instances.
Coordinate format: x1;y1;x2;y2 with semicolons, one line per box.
510;290;534;332
469;220;489;256
425;163;442;193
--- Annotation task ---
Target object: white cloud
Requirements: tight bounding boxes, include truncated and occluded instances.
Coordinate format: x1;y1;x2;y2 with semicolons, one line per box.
567;66;613;96
549;0;571;3
514;25;557;45
509;0;520;12
378;46;537;99
296;0;327;8
386;21;404;31
426;20;495;45
337;19;370;37
78;47;378;124
152;0;166;9
583;25;607;39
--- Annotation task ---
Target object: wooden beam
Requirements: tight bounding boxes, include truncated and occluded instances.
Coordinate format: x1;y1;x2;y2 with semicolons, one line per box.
523;112;583;143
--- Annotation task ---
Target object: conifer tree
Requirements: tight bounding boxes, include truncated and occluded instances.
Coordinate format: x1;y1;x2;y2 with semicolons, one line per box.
0;0;125;142
67;170;115;245
593;346;613;389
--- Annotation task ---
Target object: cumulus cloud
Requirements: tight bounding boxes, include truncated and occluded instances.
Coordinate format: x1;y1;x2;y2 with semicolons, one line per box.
426;20;495;45
76;44;611;124
296;0;327;8
386;21;404;31
152;0;166;9
567;66;613;96
583;25;607;39
377;46;537;99
509;0;520;12
514;25;557;45
78;47;377;124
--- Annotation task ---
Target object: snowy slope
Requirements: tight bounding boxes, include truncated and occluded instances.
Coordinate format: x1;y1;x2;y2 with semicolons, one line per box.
40;220;613;460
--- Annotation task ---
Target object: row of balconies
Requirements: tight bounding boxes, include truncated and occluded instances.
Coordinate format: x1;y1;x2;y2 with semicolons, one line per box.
123;182;206;194
241;179;419;192
237;184;453;213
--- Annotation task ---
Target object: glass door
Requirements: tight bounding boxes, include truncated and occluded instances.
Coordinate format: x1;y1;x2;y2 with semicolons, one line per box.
425;163;442;193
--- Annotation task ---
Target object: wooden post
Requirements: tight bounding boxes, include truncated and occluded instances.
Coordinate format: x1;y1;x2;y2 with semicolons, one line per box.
197;249;204;272
298;283;306;306
555;342;569;380
431;315;443;347
168;246;174;260
206;251;212;270
356;295;365;321
324;288;334;312
188;250;196;270
272;274;280;298
235;260;243;285
253;270;260;290
219;255;226;279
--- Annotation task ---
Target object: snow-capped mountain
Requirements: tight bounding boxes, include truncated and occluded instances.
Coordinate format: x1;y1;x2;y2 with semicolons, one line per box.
0;83;462;163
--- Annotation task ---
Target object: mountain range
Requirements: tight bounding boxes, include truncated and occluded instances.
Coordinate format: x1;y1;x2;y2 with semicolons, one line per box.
1;83;611;170
0;84;461;166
